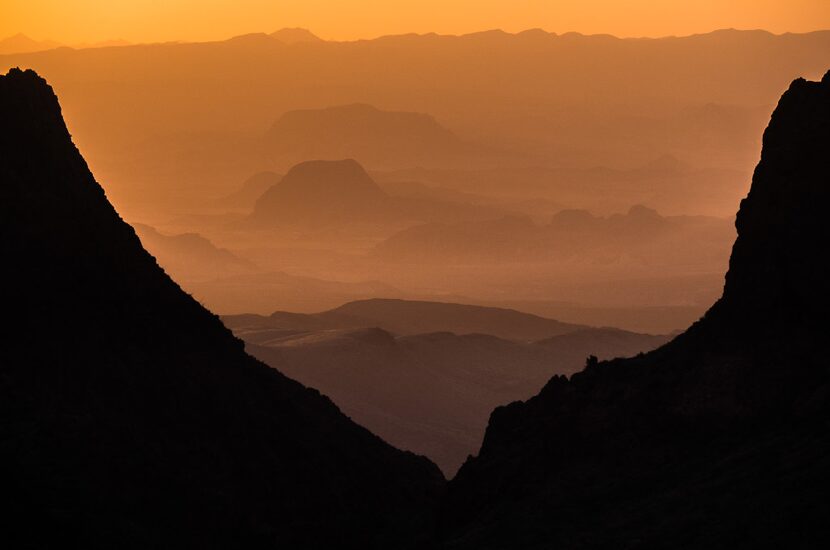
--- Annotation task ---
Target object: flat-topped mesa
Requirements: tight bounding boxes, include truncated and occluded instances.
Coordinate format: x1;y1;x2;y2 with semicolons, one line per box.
264;103;468;170
270;27;322;44
251;158;390;224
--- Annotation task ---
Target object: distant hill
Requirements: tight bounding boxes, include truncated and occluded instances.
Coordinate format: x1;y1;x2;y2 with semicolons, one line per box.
248;158;512;228
0;33;61;55
265;103;475;170
374;204;735;264
251;158;391;225
189;271;406;315
270;28;323;44
223;298;587;342
377;155;752;217
133;223;254;280
1;68;442;548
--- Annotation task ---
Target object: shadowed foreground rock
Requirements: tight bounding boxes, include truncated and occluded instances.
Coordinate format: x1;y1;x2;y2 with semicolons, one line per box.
0;68;443;550
438;71;830;549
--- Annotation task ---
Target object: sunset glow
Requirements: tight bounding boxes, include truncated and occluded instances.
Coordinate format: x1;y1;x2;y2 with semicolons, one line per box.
3;0;830;43
3;2;830;547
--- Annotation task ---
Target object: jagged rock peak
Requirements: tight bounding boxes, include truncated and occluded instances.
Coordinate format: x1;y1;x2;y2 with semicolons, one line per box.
711;70;830;331
1;68;443;548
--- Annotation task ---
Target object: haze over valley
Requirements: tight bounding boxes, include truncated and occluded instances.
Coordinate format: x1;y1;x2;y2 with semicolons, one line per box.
4;2;830;546
3;27;828;331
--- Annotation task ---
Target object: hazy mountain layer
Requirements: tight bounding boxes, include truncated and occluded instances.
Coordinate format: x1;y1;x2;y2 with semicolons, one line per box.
234;325;669;475
223;298;586;342
225;299;667;474
266;103;476;169
2;29;826;212
374;204;734;264
248;158;520;228
438;71;830;548
133;222;255;281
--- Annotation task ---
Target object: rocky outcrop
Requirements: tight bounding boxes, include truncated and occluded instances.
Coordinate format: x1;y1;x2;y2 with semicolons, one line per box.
438;71;830;548
0;68;443;549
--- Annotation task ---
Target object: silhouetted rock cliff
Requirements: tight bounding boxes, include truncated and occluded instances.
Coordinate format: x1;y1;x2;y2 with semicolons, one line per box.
0;68;442;549
714;71;830;335
438;71;830;548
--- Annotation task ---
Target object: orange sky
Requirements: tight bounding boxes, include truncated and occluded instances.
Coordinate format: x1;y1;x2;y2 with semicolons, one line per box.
2;0;830;44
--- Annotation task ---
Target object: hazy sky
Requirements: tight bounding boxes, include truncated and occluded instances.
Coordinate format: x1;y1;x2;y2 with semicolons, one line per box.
3;0;830;44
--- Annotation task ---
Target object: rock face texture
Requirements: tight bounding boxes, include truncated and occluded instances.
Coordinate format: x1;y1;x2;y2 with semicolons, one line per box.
0;68;443;549
438;72;830;548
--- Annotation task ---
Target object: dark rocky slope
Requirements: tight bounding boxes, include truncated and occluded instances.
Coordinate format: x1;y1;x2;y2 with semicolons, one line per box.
238;326;668;476
0;68;442;549
438;71;830;548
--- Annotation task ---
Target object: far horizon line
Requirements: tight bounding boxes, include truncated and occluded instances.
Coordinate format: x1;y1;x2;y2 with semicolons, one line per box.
4;26;830;51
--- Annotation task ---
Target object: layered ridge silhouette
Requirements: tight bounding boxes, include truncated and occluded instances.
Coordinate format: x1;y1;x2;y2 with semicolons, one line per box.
225;299;669;474
224;298;585;341
0;68;442;549
2;29;827;211
132;223;255;280
0;33;62;55
373;204;733;264
438;71;830;548
248;158;509;228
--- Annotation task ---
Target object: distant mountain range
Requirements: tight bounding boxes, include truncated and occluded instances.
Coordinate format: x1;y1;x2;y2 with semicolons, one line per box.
132;223;255;280
0;28;318;56
187;270;407;315
224;298;586;342
374;204;735;265
0;33;129;55
265;103;479;169
2;28;826;207
0;33;62;54
377;153;752;217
